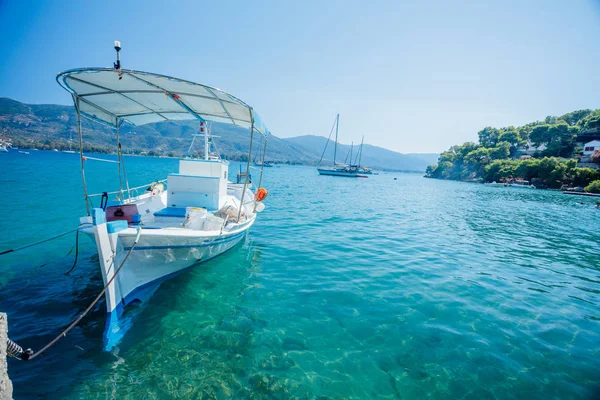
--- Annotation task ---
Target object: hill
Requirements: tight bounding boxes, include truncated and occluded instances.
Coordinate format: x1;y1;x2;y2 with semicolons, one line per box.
0;98;437;170
425;108;600;191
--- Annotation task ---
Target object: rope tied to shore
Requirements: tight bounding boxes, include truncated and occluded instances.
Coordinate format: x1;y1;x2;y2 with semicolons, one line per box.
8;227;142;361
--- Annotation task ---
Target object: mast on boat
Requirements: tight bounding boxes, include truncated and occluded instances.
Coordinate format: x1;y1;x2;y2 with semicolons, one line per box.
186;122;217;160
333;113;339;166
357;135;364;167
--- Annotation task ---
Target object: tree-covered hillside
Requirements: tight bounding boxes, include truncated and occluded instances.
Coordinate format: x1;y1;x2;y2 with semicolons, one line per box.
426;109;600;191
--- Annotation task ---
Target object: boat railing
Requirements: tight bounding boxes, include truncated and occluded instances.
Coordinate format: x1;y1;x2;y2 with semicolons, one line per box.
87;179;167;199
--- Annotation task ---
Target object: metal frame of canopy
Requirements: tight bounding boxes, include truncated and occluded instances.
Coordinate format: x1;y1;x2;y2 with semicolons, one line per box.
56;66;269;220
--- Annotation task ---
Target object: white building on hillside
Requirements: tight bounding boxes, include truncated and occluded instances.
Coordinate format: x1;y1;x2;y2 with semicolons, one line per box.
583;140;600;156
518;141;547;155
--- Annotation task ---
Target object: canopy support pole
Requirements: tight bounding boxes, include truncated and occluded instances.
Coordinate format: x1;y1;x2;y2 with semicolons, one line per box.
115;124;124;201
238;110;255;222
75;97;90;216
254;136;267;212
121;143;131;201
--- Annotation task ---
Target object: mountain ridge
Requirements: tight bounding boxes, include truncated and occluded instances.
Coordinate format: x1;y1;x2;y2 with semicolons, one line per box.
0;97;438;171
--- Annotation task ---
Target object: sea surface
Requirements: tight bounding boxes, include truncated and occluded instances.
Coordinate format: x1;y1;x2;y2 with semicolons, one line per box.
1;150;599;399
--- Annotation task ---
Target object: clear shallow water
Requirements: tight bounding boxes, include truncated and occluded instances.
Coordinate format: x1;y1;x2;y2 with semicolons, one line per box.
1;150;599;399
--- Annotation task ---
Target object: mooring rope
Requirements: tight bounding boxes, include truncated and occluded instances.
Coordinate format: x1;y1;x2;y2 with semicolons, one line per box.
7;337;32;360
18;227;143;361
63;229;80;275
0;224;92;256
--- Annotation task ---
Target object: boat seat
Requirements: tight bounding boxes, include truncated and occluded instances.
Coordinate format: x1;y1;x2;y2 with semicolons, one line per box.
153;207;187;218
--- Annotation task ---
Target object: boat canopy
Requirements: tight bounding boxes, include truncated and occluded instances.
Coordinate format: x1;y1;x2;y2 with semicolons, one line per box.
57;68;268;136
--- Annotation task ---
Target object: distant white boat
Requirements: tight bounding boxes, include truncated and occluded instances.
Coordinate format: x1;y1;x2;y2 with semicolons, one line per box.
485;181;506;187
486;180;535;188
0;145;7;152
507;181;535;189
255;160;274;167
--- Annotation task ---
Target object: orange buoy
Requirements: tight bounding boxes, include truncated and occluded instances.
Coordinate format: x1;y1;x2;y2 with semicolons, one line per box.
255;188;268;202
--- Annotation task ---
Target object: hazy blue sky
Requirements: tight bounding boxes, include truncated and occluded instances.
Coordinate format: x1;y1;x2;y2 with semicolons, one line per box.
1;0;600;153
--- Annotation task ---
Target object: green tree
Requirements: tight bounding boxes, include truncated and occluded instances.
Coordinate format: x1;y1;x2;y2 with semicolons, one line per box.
560;109;591;126
477;127;502;147
529;125;551;146
425;164;437;178
585;180;600;193
500;128;524;152
515;158;540;181
573;168;600;187
489;142;511;160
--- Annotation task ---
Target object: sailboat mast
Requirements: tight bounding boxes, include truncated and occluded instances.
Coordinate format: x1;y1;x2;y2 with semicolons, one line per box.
358;135;364;166
350;142;353;165
333;113;339;165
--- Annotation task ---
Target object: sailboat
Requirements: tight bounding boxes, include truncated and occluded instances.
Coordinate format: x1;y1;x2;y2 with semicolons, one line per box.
63;130;76;153
54;41;270;347
354;136;372;174
317;114;360;177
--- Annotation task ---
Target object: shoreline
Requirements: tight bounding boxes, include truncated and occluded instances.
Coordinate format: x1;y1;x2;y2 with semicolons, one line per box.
426;176;600;196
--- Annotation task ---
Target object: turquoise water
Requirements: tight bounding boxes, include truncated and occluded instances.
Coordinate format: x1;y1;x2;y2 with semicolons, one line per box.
1;150;599;399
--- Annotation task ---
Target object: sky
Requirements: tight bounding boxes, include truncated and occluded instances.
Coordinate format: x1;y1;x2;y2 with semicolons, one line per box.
1;0;600;153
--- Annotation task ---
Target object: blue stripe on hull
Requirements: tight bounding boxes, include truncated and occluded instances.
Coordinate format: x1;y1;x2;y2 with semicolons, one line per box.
122;230;247;251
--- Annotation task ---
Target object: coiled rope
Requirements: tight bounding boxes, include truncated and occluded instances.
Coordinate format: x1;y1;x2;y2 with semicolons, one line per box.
8;227;142;361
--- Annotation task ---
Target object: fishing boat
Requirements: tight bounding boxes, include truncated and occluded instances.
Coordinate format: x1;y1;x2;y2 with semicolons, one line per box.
317;114;360;177
57;42;270;346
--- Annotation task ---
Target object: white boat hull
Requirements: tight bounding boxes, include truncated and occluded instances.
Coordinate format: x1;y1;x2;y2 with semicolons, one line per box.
85;203;257;349
85;216;254;317
317;168;359;177
113;226;251;308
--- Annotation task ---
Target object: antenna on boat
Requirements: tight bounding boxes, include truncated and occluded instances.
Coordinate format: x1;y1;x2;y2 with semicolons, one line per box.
113;40;122;70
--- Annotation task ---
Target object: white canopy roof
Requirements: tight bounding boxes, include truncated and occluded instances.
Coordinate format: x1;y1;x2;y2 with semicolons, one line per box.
56;68;268;136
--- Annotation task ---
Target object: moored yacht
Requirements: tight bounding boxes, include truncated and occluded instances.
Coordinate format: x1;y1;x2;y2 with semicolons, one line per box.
317;114;360;177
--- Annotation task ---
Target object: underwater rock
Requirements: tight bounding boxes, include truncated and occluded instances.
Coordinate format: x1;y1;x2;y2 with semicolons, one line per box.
282;337;308;351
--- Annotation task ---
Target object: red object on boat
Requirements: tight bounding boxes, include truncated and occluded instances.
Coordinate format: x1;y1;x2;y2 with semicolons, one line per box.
106;204;139;223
